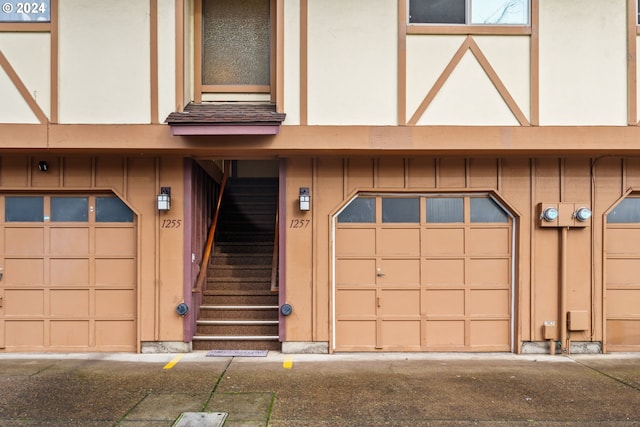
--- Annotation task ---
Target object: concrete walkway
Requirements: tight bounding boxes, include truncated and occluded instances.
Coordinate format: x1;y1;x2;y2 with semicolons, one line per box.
1;352;639;426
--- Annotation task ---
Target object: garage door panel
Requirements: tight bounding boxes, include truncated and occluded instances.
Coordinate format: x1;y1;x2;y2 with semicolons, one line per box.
470;320;510;347
606;259;640;284
95;320;135;348
96;289;136;317
606;228;640;254
5;259;44;284
95;259;136;286
6;321;44;347
425;320;465;346
606;289;640;315
50;228;89;255
50;290;90;317
336;289;376;317
380;320;421;347
423;228;464;255
50;259;90;286
424;259;464;285
379;259;420;285
468;258;510;284
50;321;90;347
424;289;464;316
467;228;509;254
607;320;640;346
95;227;136;256
380;228;420;255
336;320;376;347
336;259;376;285
5;290;44;316
336;228;375;255
5;228;44;254
380;289;420;315
469;289;510;316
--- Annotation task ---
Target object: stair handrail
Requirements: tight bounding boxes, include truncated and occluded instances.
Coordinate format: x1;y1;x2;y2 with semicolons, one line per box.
270;203;279;292
193;162;230;294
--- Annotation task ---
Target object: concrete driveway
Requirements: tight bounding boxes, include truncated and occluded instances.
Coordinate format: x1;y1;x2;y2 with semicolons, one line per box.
0;352;639;426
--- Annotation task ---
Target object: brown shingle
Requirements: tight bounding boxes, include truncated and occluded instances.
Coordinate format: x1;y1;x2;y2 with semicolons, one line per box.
165;103;286;126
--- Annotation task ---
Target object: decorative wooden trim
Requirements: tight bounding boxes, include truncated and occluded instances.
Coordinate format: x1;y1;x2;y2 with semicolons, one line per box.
530;0;539;126
398;0;407;126
194;0;203;103
150;0;159;124
300;0;308;125
50;0;58;123
0;23;50;32
408;36;529;126
407;25;531;36
275;0;284;112
0;50;48;124
175;0;184;111
628;0;638;125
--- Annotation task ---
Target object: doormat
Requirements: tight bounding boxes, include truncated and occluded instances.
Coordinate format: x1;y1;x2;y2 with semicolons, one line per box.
206;350;269;357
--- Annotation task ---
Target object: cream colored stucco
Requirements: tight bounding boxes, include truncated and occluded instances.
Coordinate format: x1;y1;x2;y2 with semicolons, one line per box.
184;0;194;106
0;33;50;122
637;35;640;124
539;0;627;125
407;35;529;126
406;35;466;123
158;0;176;122
421;52;520;126
58;0;150;124
283;0;300;125
474;36;530;121
307;0;397;125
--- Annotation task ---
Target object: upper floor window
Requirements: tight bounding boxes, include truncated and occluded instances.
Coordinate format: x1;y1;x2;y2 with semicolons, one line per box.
198;0;273;99
409;0;529;25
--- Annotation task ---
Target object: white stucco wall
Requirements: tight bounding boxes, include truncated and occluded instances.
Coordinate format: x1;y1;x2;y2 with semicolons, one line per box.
539;0;627;125
0;33;50;123
407;35;529;126
158;0;176;122
307;0;397;125
283;0;300;125
58;0;150;124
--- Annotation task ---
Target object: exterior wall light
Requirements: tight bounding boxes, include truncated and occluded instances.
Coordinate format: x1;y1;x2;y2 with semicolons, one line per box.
299;187;310;211
574;207;592;222
541;207;559;222
38;161;48;172
157;186;171;211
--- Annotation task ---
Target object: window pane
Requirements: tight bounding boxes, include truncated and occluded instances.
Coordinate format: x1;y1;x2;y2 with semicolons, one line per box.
96;197;134;223
203;0;270;86
338;198;375;223
471;0;529;24
409;0;465;24
51;197;88;222
426;198;463;223
470;198;508;223
608;198;640;223
382;198;419;223
5;196;43;222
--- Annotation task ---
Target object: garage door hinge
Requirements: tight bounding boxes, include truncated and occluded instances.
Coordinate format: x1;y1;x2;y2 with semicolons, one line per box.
0;296;3;307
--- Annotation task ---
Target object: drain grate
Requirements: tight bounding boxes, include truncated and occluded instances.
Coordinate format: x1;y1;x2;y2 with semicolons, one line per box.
206;350;268;357
173;412;227;427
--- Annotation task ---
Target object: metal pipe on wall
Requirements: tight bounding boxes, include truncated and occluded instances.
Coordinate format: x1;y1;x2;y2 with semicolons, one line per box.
560;226;568;353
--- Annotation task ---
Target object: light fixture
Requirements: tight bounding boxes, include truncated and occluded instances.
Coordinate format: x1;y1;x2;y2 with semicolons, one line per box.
541;207;559;222
299;187;310;211
38;161;48;172
176;303;189;316
157;186;171;211
574;207;592;222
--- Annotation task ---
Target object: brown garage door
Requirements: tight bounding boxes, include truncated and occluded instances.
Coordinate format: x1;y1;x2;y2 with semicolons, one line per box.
0;194;137;352
334;194;512;352
606;196;640;351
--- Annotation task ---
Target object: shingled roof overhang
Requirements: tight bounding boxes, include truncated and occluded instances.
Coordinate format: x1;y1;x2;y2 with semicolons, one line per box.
165;103;286;136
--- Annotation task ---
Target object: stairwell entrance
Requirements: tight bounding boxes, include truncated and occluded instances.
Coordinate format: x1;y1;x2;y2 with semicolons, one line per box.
192;161;280;351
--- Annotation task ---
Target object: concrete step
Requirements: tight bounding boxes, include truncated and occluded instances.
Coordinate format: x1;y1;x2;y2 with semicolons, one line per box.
196;322;279;336
192;338;281;351
214;242;274;254
209;266;272;279
211;254;273;266
201;290;278;306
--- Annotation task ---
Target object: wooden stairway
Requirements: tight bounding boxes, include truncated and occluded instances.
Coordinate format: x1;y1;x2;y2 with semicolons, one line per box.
192;177;280;351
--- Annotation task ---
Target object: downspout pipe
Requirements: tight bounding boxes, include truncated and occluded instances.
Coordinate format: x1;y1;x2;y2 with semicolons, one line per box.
560;226;568;353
